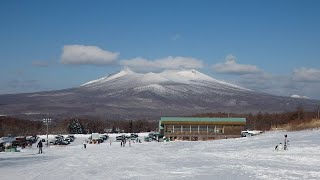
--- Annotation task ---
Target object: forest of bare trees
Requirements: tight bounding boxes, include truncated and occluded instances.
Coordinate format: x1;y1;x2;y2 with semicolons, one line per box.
1;107;319;137
194;107;319;131
0;116;157;137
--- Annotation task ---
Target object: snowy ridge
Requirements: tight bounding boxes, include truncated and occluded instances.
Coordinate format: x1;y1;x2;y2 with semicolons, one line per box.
81;68;251;93
81;68;134;86
291;94;310;99
159;69;250;91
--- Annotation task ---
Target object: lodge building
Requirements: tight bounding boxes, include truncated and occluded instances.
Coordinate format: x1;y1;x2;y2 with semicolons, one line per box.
159;117;246;141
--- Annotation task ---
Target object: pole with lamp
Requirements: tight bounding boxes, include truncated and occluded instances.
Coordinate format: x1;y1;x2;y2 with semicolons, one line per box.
42;118;52;147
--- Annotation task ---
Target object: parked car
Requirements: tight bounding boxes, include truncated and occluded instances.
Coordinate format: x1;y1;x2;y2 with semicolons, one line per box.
116;135;125;141
64;137;73;143
12;136;28;147
130;134;138;140
99;134;108;141
0;143;4;152
49;135;72;145
26;135;38;143
67;135;75;141
56;139;69;145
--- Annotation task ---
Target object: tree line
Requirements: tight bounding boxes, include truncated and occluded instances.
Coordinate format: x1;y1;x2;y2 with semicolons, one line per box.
1;107;319;137
0;116;157;137
193;107;318;131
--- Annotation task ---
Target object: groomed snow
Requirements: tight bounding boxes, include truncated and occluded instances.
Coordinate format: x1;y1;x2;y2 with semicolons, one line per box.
1;130;320;180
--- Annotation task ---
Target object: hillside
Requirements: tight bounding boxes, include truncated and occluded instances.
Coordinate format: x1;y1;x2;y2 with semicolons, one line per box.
0;69;319;119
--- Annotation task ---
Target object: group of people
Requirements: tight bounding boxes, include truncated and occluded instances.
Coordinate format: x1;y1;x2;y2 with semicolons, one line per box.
81;138;137;149
120;138;131;147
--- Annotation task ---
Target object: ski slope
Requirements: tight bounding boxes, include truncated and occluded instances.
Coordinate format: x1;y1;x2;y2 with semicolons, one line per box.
1;130;320;180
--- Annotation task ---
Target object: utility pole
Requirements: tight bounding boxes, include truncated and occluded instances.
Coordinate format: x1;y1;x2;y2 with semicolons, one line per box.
42;118;52;147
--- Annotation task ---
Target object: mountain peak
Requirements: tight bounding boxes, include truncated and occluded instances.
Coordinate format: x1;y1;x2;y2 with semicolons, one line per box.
122;66;135;74
81;67;135;86
81;68;250;91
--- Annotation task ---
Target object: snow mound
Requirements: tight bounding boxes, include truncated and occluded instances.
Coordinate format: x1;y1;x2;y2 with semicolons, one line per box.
290;94;310;99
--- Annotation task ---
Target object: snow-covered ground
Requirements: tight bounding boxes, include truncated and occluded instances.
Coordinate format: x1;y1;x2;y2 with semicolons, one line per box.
1;130;320;180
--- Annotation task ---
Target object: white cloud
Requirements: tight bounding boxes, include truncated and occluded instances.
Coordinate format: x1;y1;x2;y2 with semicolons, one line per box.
292;67;320;82
233;70;320;99
61;45;119;65
120;56;203;72
237;73;298;96
213;55;261;75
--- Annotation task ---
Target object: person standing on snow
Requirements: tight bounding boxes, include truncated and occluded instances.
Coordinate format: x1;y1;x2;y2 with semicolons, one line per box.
284;135;289;150
83;141;87;149
37;140;43;154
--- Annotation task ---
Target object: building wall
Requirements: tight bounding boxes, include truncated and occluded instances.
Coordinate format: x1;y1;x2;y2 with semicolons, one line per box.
163;123;244;141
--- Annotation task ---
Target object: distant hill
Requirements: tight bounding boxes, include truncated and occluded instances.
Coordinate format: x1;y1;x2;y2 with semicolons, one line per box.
0;68;319;120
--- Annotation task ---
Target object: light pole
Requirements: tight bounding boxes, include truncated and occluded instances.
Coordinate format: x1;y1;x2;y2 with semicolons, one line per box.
42;118;52;147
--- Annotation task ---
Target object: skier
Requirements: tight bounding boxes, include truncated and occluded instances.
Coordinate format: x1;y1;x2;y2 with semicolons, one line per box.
83;140;87;149
109;140;112;146
120;141;123;147
284;135;289;150
37;140;43;154
129;140;131;147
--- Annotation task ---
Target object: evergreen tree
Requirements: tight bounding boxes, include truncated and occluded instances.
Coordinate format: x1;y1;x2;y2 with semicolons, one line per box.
68;119;84;134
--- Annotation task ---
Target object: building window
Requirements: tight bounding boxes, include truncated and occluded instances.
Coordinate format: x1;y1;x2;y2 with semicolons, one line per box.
199;125;207;133
182;125;190;132
191;125;198;132
174;125;181;132
208;125;215;133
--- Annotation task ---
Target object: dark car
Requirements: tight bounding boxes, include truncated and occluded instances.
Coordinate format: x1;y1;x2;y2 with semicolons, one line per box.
116;135;125;141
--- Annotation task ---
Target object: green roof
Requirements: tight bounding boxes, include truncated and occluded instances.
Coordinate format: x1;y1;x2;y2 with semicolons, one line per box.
160;117;246;123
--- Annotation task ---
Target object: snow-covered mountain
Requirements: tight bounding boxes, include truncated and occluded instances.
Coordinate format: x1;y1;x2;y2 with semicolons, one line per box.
0;69;319;119
81;68;250;95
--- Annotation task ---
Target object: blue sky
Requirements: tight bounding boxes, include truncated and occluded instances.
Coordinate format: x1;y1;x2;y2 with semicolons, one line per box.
1;0;320;99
